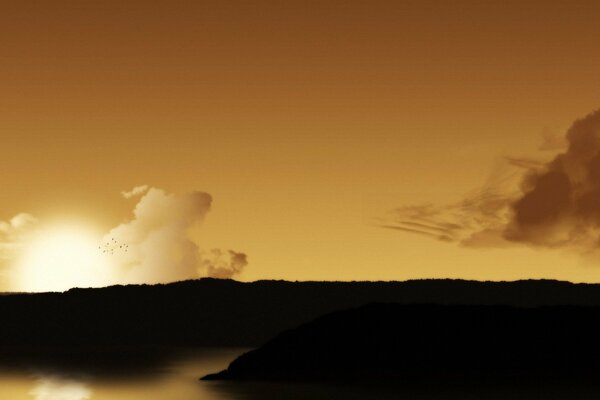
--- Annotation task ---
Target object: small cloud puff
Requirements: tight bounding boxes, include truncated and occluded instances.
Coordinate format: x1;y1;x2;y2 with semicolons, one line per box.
121;185;149;199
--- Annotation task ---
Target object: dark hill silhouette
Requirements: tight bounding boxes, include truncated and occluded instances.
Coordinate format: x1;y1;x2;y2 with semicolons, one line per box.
4;278;600;349
202;303;600;382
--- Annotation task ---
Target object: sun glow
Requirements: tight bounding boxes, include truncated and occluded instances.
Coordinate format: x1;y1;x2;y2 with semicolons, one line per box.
15;226;114;292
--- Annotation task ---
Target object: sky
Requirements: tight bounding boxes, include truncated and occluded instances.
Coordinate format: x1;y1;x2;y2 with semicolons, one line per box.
2;1;600;290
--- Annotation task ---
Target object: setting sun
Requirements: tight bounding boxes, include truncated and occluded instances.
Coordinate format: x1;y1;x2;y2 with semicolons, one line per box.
15;226;113;293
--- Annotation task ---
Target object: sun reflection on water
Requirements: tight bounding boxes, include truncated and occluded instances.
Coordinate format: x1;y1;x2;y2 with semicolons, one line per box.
30;376;92;400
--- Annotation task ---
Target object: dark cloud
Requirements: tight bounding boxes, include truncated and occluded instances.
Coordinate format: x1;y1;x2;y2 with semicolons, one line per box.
506;109;600;248
539;127;568;151
382;108;600;253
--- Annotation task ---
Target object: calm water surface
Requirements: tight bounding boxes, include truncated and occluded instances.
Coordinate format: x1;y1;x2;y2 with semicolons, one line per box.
0;348;243;400
0;348;597;400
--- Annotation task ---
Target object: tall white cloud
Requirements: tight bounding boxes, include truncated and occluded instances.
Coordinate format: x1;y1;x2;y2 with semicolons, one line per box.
105;187;248;284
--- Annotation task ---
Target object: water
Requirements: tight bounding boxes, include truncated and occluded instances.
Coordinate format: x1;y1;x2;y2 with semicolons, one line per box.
0;348;599;399
0;348;243;400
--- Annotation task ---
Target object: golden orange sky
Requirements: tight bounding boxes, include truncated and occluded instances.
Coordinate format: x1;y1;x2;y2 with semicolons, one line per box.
3;1;600;287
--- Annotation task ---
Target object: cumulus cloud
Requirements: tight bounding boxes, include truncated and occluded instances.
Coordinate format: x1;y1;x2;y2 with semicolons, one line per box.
105;187;248;284
382;108;600;254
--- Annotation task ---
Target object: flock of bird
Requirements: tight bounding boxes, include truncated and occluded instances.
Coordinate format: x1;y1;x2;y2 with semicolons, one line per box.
99;237;129;255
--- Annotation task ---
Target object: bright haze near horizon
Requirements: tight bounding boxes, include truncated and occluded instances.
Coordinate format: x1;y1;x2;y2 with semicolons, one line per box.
2;0;600;292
